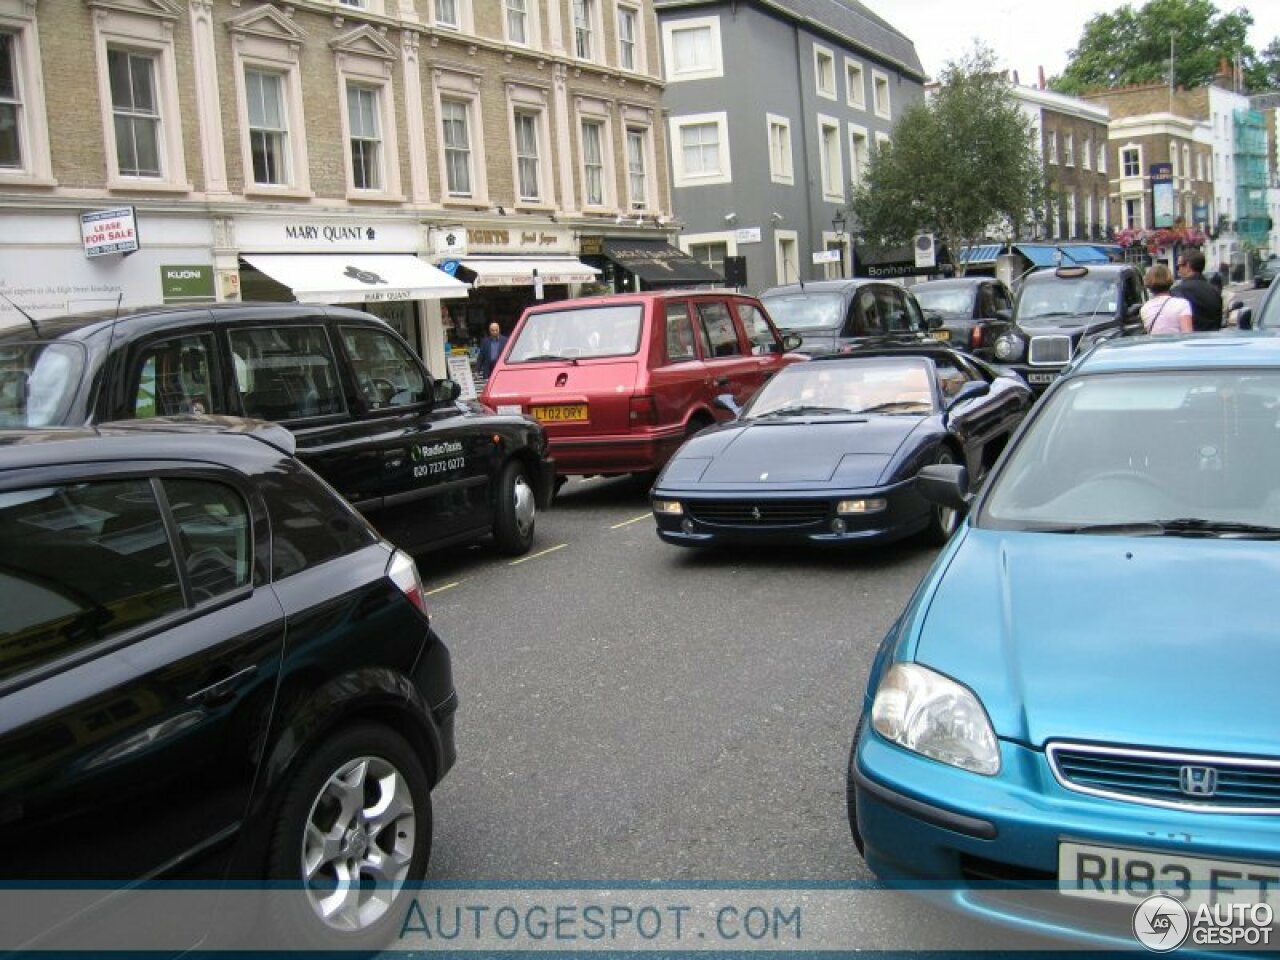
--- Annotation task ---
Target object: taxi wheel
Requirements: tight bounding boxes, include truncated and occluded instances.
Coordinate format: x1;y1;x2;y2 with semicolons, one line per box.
921;449;960;546
266;724;432;951
493;459;536;555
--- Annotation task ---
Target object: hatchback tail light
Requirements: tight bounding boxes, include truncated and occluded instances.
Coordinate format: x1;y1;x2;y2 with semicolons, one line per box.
387;549;429;617
629;394;658;427
970;325;985;350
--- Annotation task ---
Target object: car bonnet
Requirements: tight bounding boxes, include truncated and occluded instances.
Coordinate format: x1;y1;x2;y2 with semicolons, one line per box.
908;526;1280;757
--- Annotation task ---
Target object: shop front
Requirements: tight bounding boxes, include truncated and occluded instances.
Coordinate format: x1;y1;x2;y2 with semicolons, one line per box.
0;208;215;329
234;215;468;376
431;224;601;374
582;236;723;292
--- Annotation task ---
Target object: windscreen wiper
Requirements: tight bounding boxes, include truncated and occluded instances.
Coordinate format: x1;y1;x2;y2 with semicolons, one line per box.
854;401;930;414
757;405;857;418
518;354;579;365
1065;519;1280;539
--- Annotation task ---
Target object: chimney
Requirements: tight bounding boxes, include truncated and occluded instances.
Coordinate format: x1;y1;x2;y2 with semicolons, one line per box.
1038;65;1046;90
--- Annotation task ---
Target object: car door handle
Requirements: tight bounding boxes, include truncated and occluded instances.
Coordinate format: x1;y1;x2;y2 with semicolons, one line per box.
714;376;731;387
187;665;258;707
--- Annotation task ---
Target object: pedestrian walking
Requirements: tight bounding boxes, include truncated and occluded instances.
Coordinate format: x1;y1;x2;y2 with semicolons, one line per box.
1140;265;1193;335
476;322;508;379
1172;250;1223;331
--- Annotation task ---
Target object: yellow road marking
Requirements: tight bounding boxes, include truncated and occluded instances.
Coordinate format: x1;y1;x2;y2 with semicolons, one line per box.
509;542;568;565
610;512;652;529
426;581;461;595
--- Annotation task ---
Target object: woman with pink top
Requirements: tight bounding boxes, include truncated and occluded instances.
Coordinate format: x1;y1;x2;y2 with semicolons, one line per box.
1140;264;1194;335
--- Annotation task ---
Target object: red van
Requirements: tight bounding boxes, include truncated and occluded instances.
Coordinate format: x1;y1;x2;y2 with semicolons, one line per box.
480;290;803;479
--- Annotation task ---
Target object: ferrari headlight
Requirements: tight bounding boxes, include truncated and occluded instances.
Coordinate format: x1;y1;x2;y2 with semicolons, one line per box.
871;663;1000;775
993;334;1023;362
653;499;683;515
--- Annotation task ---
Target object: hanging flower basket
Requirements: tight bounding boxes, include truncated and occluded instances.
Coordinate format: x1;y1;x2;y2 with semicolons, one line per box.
1113;226;1207;253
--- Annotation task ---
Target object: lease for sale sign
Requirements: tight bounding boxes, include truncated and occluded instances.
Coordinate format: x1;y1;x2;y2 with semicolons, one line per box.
81;207;140;258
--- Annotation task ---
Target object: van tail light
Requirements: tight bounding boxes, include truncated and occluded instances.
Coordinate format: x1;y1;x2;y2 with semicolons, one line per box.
387;549;429;618
970;325;985;350
629;394;658;426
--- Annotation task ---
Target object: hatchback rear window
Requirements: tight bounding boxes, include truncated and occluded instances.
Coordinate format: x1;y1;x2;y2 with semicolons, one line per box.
507;305;643;362
0;343;86;427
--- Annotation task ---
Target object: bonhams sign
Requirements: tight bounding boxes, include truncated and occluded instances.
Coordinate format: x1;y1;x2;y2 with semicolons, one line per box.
81;207;139;258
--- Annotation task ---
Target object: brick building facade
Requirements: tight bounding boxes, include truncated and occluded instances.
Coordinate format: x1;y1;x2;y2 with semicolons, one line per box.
0;0;675;376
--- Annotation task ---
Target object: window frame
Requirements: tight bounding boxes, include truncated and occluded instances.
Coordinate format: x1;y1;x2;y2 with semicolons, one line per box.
504;0;531;46
572;0;602;63
0;14;52;185
847;122;869;188
766;113;793;186
871;69;891;120
1121;145;1141;179
773;229;799;286
579;114;611;209
91;4;188;191
669;111;731;187
661;16;722;83
845;57;865;110
333;29;402;201
625;124;651;211
616;3;644;74
243;68;292;189
1063;131;1074;167
813;44;836;101
818;113;843;202
432;68;489;207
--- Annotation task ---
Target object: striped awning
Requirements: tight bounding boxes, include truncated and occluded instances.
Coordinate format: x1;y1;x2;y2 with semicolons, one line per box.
958;244;1004;265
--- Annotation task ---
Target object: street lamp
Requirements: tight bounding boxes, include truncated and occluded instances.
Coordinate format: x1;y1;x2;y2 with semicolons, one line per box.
832;209;848;278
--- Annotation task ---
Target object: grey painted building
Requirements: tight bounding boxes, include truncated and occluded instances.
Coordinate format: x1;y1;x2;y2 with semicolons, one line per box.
654;0;925;292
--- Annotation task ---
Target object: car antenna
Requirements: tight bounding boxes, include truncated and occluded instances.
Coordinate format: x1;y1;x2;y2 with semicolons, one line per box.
0;291;39;335
104;292;125;360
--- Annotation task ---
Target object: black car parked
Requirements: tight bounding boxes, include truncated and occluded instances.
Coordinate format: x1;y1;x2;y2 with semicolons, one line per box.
0;303;554;555
911;276;1015;354
988;264;1147;392
759;279;932;355
0;420;455;950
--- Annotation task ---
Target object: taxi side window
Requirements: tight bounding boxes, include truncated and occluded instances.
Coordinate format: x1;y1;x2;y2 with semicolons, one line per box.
877;287;913;332
736;303;780;355
229;326;346;422
0;479;184;683
696;301;742;358
131;334;215;418
665;303;697;363
853;289;881;335
339;326;428;411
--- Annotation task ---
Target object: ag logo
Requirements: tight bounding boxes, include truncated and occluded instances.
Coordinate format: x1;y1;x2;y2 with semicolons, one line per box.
410;445;425;463
1132;895;1190;952
344;265;388;285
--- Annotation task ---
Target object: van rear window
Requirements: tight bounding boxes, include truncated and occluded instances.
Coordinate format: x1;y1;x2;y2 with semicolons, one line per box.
507;305;643;363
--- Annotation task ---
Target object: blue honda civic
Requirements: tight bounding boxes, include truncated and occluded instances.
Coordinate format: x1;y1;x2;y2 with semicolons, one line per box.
848;334;1280;947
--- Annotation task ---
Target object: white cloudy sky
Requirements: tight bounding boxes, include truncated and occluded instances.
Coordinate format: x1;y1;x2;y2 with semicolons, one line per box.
858;0;1280;83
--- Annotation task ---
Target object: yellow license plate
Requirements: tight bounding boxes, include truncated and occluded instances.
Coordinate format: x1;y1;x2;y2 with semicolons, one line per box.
931;330;951;341
531;404;588;422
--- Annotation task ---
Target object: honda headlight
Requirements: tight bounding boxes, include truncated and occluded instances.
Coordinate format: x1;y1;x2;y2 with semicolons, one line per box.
993;334;1023;362
871;663;1000;775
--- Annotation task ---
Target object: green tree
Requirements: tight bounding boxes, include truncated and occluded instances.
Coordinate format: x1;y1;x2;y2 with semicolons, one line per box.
1245;37;1280;92
849;45;1045;276
1051;0;1261;94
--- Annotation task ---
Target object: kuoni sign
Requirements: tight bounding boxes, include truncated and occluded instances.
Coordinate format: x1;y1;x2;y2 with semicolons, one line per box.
81;206;140;258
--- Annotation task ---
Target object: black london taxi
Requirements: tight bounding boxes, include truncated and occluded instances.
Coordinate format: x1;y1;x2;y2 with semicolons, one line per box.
0;303;555;555
0;421;455;950
988;263;1147;392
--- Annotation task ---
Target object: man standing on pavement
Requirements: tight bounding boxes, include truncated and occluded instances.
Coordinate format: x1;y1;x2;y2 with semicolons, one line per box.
477;322;508;379
1173;250;1223;331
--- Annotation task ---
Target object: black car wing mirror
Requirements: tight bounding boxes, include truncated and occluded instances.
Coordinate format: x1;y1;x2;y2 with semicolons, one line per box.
782;332;804;351
433;378;462;404
916;463;970;510
1126;302;1142;319
713;393;742;418
924;310;945;330
994;308;1013;323
1236;306;1254;331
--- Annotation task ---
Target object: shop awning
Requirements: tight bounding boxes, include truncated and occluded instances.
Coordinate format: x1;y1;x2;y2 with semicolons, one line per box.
958;244;1005;266
1014;244;1113;269
241;254;469;303
600;239;723;285
458;257;600;287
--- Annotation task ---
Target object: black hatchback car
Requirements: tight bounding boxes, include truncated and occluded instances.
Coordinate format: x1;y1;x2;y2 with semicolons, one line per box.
988;264;1147;392
911;276;1015;353
759;279;932;355
0;303;554;555
0;420;455;950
